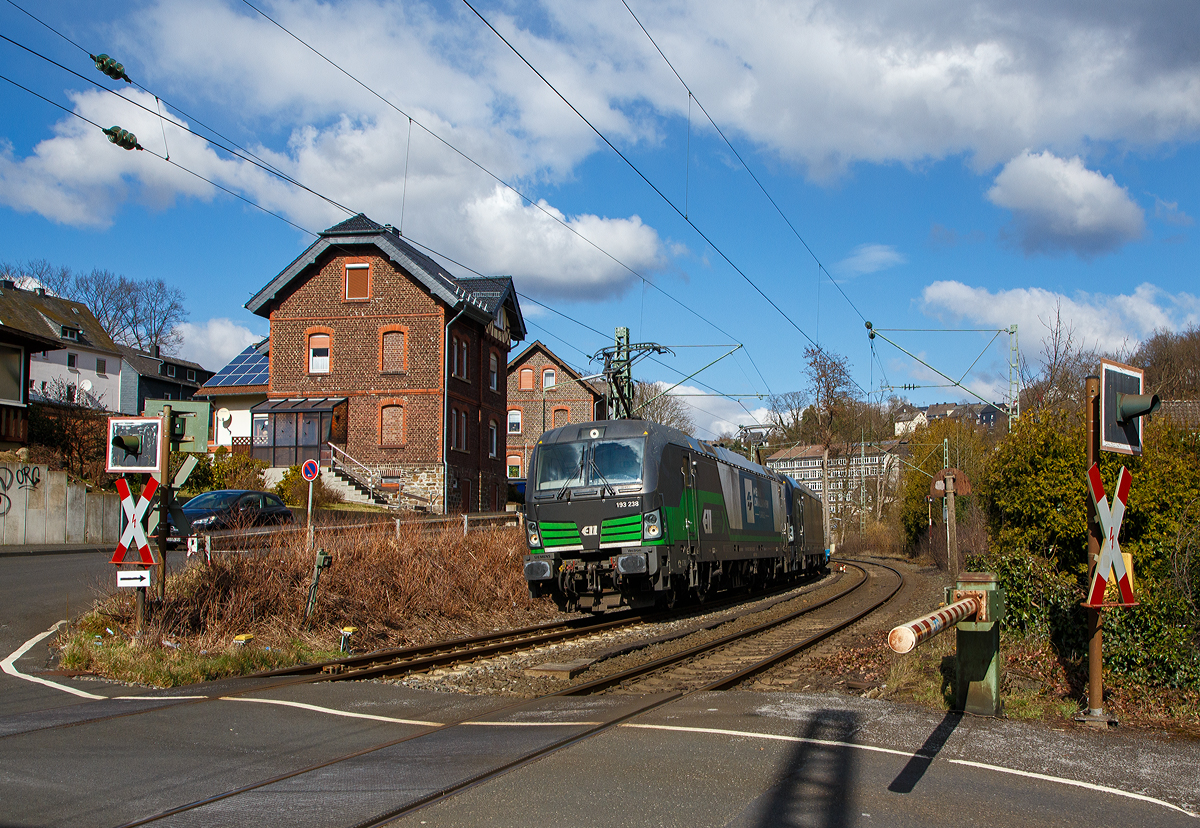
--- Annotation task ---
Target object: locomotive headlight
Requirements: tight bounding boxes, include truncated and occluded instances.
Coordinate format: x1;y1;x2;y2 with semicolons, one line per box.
526;522;541;548
642;509;661;540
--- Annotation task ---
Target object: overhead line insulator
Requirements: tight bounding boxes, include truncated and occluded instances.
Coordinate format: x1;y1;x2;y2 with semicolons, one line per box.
103;125;140;151
91;53;131;83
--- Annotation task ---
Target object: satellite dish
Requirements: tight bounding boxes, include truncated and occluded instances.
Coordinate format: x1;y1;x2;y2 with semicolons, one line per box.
217;407;232;427
79;379;93;393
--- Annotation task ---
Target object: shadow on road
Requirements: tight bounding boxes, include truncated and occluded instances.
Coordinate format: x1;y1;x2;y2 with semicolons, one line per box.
729;709;859;828
887;710;962;794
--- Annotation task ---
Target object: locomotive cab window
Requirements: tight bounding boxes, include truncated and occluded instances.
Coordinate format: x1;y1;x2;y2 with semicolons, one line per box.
533;436;645;492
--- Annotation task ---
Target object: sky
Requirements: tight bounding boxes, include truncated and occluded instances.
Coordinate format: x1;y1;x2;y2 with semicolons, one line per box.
1;0;1197;441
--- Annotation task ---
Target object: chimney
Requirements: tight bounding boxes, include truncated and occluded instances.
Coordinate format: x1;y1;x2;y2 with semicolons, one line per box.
0;280;15;290
152;345;161;359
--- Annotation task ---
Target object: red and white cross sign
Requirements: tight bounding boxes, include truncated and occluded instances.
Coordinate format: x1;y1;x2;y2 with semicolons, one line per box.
111;476;159;566
1084;463;1137;607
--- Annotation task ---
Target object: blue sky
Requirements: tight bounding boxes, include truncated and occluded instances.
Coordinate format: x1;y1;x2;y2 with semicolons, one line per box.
1;0;1197;440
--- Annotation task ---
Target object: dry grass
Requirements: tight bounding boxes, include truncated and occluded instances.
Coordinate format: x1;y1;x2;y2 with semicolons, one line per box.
56;523;560;687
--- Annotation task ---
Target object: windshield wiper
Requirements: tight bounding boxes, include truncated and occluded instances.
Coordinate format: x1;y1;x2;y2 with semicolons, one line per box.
589;458;616;497
556;454;585;500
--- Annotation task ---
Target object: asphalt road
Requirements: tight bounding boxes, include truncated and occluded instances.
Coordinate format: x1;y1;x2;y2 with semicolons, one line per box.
0;551;117;718
2;552;1198;827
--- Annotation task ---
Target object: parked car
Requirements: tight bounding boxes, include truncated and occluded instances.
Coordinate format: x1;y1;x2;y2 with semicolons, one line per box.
170;489;294;539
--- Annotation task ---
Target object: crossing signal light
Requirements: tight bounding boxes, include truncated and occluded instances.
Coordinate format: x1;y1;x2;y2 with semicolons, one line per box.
112;434;142;458
91;53;131;83
1116;392;1160;424
103;126;139;151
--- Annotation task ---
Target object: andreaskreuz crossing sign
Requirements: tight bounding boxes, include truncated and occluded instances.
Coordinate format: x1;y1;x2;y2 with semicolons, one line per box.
1084;463;1137;608
111;476;159;566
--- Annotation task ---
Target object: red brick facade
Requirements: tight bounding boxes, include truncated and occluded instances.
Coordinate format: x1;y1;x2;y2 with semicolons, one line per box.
249;216;523;514
505;341;604;480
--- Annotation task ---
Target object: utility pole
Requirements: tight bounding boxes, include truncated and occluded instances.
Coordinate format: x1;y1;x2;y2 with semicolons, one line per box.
859;429;866;536
156;404;171;602
943;437;950;572
1008;324;1020;432
593;327;670;420
1084;374;1104;721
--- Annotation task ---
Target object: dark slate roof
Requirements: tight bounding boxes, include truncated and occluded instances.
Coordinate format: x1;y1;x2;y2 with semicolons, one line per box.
245;215;522;339
117;345;208;387
0;283;119;352
456;275;527;341
200;339;270;391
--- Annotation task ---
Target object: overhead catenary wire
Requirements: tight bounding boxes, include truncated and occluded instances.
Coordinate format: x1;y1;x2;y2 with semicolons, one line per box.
2;35;759;433
462;0;869;399
5;0;766;398
234;0;770;397
619;0;870;326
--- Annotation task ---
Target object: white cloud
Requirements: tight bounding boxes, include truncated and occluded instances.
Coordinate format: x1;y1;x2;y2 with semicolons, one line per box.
835;243;906;276
986;150;1145;256
177;317;266;371
921;280;1200;355
1154;196;1194;227
7;0;1200;282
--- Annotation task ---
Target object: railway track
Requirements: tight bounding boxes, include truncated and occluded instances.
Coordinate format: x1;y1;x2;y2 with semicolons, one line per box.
112;558;903;828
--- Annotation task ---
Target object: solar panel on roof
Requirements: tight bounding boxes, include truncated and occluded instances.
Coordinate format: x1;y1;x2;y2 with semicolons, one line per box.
206;345;269;388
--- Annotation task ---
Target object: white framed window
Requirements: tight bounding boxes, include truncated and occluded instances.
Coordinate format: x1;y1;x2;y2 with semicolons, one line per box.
489;353;498;391
488;421;498;458
508;409;522;434
507;455;522;478
460;410;468;450
167;364;176;378
543;368;555;389
186;369;196;382
309;333;330;373
66;352;77;370
96;358;106;375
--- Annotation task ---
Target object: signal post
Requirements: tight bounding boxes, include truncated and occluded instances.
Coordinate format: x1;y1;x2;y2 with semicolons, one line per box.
1079;360;1159;726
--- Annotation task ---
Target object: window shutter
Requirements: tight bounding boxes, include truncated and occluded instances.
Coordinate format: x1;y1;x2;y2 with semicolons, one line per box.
346;264;369;300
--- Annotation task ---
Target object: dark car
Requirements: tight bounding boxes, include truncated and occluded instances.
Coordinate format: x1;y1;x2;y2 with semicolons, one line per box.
171;489;294;538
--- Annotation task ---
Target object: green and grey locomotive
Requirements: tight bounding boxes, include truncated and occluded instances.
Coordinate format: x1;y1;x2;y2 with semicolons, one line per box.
522;419;828;611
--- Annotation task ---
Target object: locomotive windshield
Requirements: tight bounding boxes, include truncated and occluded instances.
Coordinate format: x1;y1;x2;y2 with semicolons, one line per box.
534;437;645;491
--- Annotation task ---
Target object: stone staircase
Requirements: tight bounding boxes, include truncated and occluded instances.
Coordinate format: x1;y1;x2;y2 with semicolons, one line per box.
327;466;392;507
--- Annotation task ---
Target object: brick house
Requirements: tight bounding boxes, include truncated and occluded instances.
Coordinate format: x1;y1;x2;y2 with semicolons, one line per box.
505;340;605;481
245;214;525;513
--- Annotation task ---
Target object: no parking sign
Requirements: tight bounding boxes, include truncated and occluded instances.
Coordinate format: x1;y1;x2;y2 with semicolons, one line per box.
302;459;319;482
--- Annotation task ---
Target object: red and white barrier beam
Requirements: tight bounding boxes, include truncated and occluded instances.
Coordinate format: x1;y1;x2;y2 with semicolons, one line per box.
888;597;980;654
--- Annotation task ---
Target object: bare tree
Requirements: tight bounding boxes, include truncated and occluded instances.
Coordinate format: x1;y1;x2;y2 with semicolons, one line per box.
1130;325;1200;400
2;260;188;355
632;381;695;434
128;278;186;354
767;390;809;445
1020;302;1098;412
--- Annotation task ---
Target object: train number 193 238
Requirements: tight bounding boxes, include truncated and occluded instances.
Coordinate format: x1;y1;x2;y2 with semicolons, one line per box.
614;500;640;509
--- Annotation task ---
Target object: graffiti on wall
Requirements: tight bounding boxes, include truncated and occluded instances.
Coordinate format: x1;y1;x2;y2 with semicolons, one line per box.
0;465;43;517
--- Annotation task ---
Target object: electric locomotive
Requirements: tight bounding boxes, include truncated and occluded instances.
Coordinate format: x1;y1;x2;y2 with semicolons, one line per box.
522;418;827;611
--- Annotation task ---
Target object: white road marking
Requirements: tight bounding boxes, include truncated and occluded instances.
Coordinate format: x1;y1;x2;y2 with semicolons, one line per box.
222;696;442;726
1;620;106;700
623;723;1197;818
623;723;913;757
463;721;603;727
949;759;1198;818
114;695;209;700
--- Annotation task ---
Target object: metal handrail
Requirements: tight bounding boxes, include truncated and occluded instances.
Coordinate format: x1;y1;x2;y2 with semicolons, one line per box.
328;442;382;496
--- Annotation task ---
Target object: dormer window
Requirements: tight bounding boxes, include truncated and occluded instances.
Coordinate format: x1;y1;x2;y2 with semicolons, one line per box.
60;326;79;341
167;364;176;378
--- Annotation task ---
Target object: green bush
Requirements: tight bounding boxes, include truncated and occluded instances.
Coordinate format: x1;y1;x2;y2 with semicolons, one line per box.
274;464;344;508
171;448;267;495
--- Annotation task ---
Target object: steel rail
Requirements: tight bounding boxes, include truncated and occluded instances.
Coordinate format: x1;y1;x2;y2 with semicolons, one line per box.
555;562;876;695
